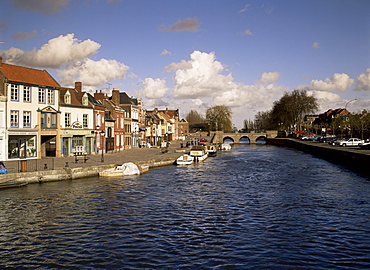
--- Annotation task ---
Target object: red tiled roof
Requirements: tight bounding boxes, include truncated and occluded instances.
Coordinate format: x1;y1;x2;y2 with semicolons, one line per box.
1;63;60;88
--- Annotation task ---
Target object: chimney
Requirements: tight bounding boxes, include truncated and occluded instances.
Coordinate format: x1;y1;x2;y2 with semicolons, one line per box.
94;92;105;103
112;88;120;105
75;82;82;92
0;56;2;68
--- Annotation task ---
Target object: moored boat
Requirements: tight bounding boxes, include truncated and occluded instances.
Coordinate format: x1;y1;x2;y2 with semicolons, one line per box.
220;143;232;151
206;145;217;157
176;154;194;165
189;146;208;162
100;162;149;177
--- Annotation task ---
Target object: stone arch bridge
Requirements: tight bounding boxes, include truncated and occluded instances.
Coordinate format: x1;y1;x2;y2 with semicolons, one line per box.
210;131;278;144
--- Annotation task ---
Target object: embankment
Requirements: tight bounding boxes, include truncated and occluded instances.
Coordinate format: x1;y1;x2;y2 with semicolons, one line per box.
0;157;177;185
267;138;369;176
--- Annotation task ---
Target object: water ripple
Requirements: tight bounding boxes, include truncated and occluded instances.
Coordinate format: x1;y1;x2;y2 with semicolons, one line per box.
0;144;369;269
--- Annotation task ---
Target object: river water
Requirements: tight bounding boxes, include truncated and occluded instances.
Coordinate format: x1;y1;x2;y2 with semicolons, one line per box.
0;144;369;269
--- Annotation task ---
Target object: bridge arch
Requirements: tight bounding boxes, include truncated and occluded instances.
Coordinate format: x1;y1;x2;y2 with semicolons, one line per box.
239;136;250;144
211;131;278;144
223;136;235;143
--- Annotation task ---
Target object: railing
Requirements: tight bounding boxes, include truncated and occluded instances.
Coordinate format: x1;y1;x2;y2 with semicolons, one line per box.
5;159;55;173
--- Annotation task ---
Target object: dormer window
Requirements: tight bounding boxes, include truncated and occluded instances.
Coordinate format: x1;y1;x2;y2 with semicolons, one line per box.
64;90;71;104
82;93;88;106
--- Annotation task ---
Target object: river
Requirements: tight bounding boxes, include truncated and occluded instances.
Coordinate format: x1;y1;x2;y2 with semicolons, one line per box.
0;144;369;269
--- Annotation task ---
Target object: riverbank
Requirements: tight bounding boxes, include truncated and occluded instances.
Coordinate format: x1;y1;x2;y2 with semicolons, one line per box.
267;138;370;176
0;141;184;186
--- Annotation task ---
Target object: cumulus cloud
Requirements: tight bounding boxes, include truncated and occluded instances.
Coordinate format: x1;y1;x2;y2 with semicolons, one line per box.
169;51;234;99
135;78;169;99
312;42;320;48
11;0;71;15
258;72;280;83
354;68;370;91
57;58;129;86
12;30;37;40
1;33;101;69
1;33;130;88
165;60;192;71
160;17;201;32
296;73;354;92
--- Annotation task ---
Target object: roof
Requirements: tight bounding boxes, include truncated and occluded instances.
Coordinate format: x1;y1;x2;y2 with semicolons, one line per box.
1;63;60;88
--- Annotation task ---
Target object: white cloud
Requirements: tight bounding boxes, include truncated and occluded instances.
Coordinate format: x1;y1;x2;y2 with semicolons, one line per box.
258;71;280;83
165;60;192;71
135;78;169;99
170;51;233;98
1;33;101;69
354;68;370;91
160;17;201;32
57;58;129;86
296;73;354;92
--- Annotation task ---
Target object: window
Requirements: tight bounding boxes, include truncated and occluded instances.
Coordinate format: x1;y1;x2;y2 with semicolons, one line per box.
38;88;45;103
23;111;31;128
47;89;54;104
41;112;57;128
23;86;31;102
64;91;71;104
65;113;71;127
10;110;19;127
82;94;88;106
83;114;88;128
11;84;19;101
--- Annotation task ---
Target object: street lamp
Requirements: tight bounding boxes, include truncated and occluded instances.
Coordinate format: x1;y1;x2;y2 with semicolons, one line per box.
101;130;105;162
345;98;357;111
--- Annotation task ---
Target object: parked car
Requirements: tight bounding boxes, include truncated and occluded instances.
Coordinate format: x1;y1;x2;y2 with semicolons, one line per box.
359;140;370;150
328;138;342;146
319;135;337;143
301;135;320;141
338;138;364;147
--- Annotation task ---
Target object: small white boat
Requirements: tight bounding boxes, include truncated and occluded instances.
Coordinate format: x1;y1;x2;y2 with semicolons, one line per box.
176;154;194;165
206;145;217;157
220;143;232;151
100;162;149;177
190;146;208;162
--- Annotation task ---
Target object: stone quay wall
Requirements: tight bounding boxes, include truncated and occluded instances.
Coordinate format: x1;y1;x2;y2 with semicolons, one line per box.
267;138;370;176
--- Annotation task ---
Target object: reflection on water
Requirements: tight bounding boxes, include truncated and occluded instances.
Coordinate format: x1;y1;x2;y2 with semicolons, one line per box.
0;144;369;269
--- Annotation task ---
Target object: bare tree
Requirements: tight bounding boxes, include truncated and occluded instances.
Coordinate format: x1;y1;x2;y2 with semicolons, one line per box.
186;110;205;125
206;105;232;132
253;90;318;132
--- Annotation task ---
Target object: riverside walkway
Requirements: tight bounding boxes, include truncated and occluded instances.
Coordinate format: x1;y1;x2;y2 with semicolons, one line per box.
0;141;184;185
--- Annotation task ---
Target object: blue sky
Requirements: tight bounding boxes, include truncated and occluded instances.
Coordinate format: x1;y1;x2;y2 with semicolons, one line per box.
1;0;369;128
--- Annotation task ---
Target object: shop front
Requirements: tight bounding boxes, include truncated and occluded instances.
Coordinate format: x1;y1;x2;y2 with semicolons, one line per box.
61;128;94;157
8;130;38;159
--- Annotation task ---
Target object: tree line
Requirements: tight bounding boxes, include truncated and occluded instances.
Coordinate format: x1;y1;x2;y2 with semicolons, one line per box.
185;89;370;139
